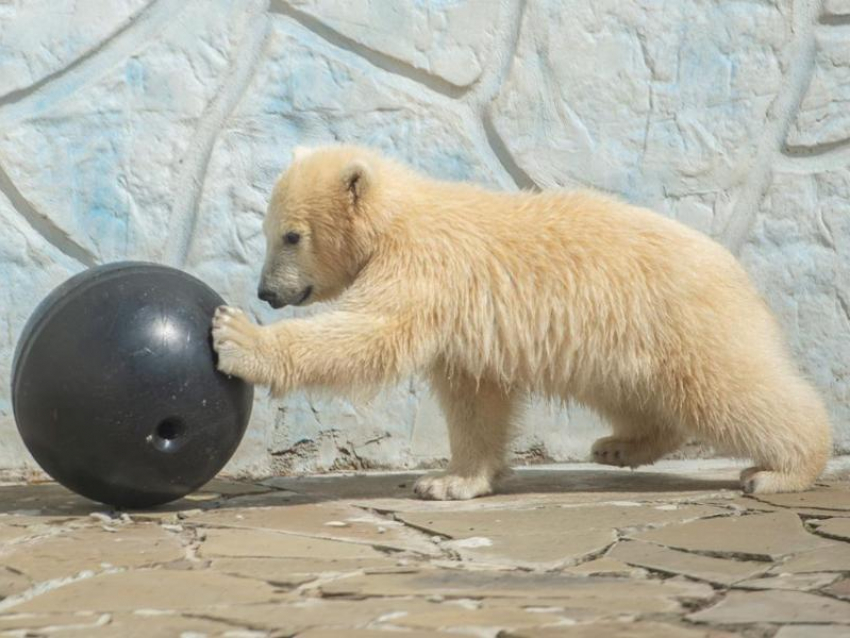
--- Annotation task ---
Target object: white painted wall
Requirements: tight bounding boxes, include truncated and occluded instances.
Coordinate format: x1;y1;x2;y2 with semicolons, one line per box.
1;0;848;478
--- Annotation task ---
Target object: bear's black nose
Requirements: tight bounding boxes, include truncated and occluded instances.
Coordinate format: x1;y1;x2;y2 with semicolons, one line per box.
258;288;276;303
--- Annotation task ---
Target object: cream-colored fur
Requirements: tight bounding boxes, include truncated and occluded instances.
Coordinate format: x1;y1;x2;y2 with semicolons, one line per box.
212;144;832;499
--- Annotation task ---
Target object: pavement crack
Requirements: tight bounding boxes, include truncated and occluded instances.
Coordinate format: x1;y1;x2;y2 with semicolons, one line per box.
368;511;452;543
806;526;850;544
563;540;619;571
0;567;125;613
355;506;461;562
167;524;207;565
181;611;271;634
618;511;739;539
186;520;418;559
631;539;775;564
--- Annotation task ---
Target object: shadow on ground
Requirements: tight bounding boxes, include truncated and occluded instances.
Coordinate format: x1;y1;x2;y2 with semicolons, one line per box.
0;467;740;517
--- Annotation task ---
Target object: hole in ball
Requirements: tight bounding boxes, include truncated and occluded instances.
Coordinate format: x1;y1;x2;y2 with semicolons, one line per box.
154;417;185;448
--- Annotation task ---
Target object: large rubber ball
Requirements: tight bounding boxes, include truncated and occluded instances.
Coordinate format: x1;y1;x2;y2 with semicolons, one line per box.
12;262;254;508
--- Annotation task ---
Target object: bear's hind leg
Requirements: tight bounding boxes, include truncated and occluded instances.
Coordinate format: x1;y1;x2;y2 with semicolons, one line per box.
414;371;518;501
688;363;831;494
735;379;830;494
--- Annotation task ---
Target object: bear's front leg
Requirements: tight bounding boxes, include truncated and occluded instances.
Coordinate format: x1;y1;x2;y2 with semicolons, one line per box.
414;371;518;500
211;306;277;386
214;308;425;396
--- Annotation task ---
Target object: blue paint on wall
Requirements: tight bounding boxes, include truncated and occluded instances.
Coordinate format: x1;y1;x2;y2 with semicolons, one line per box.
125;57;146;92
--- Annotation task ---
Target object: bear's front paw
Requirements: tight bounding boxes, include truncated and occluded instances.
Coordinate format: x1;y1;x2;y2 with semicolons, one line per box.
211;306;267;382
413;472;494;501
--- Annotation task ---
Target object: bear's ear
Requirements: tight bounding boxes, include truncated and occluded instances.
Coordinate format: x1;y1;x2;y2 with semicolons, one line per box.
341;160;370;208
292;146;316;163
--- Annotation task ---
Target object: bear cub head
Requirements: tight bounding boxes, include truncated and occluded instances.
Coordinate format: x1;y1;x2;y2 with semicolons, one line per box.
258;145;385;308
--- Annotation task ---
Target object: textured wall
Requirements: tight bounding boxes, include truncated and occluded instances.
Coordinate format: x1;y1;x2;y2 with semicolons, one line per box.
1;0;848;478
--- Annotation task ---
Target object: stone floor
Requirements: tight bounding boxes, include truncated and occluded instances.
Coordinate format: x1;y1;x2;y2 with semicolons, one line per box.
1;461;849;638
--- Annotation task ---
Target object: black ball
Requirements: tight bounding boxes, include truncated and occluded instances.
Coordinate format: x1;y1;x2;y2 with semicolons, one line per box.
11;262;254;508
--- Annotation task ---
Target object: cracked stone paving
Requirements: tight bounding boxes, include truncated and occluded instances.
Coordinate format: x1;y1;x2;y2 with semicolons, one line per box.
1;462;849;637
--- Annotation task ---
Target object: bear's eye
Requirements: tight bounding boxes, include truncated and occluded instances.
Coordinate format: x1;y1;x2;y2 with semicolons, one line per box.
284;231;301;246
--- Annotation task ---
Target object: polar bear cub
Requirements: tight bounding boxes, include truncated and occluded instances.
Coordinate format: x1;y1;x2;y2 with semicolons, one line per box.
212;144;832;499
